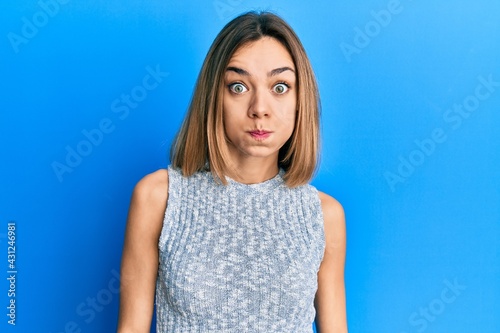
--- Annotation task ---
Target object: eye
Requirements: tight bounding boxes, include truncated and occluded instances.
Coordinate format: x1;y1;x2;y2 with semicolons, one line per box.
272;82;290;94
228;82;248;94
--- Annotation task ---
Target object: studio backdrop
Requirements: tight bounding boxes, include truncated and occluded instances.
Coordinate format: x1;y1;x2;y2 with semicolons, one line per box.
1;0;499;332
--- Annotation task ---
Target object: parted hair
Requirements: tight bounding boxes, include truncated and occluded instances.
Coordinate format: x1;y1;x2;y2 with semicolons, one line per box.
170;11;320;187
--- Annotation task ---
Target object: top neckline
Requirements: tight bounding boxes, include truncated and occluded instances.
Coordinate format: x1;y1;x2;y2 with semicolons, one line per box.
224;168;285;192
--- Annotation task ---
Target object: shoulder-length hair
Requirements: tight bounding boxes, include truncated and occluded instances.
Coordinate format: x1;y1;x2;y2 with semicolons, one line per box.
170;11;320;187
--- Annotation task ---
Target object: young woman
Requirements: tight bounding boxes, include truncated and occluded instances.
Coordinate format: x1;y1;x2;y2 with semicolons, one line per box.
117;11;347;333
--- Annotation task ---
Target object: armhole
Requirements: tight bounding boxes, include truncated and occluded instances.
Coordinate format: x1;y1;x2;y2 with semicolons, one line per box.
313;187;327;264
158;166;175;251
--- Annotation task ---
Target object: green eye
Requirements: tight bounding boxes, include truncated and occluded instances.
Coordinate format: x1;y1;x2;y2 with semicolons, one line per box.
229;83;248;94
273;83;289;94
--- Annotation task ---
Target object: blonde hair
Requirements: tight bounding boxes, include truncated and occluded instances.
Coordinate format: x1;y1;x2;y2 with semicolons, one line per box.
170;11;320;187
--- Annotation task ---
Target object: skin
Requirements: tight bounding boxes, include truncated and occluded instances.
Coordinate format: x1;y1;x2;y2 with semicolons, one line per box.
222;37;297;183
117;37;347;333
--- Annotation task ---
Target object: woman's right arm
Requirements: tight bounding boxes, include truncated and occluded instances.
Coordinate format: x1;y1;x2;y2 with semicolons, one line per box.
116;169;169;333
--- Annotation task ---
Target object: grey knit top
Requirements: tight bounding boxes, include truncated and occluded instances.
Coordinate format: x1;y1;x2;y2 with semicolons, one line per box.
156;165;326;332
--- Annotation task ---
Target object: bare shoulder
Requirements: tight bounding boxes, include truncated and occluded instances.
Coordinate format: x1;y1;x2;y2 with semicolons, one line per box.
133;168;169;203
315;192;348;333
317;191;344;220
118;169;169;329
317;191;346;253
126;169;169;239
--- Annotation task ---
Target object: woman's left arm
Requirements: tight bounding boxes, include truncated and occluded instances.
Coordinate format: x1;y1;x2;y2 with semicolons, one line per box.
314;192;348;333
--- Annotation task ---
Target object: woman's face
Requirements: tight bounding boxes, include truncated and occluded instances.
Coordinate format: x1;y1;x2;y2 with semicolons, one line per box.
223;37;297;165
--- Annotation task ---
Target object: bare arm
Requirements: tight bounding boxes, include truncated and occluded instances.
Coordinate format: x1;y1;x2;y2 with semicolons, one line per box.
117;169;169;333
315;192;348;333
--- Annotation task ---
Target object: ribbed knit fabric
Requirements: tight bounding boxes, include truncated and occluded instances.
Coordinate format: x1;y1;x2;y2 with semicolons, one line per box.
156;165;326;332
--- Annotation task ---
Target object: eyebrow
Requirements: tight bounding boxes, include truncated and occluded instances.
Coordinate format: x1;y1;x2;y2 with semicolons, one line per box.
226;66;295;77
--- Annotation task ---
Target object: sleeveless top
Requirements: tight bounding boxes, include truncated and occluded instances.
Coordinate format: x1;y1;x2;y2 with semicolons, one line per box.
156;165;326;332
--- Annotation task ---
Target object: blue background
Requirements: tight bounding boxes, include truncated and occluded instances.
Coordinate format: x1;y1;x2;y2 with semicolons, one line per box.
1;0;499;332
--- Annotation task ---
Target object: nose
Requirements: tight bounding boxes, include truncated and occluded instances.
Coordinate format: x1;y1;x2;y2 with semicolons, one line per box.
248;88;270;118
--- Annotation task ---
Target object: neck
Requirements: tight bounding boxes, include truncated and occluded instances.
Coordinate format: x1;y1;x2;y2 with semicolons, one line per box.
225;157;279;184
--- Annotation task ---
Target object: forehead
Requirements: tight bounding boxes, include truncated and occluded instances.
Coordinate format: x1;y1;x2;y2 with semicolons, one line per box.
227;37;295;70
